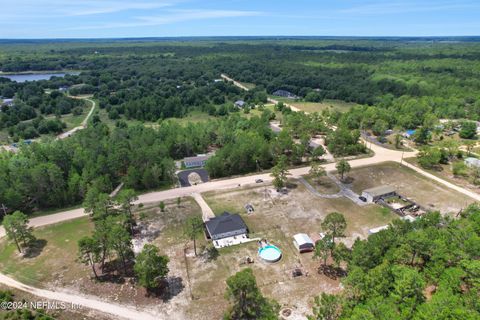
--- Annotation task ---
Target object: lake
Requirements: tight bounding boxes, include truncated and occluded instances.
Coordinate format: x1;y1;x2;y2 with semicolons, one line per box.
0;72;80;83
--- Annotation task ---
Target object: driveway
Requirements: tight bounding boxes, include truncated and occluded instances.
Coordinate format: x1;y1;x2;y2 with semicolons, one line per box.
177;168;209;187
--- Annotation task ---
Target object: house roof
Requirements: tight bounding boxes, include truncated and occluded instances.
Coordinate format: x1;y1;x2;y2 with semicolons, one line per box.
293;233;314;246
465;157;480;167
184;154;211;163
205;212;247;237
234;100;245;106
363;185;396;197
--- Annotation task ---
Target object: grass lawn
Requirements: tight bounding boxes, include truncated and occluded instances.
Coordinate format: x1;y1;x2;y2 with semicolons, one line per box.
348;162;473;214
0;217;93;286
269;96;357;113
404;157;480;195
164;110;217;126
303;174;341;194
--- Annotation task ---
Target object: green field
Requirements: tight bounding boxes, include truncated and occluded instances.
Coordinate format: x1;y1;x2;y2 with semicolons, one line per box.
270;96;357;113
0;217;93;286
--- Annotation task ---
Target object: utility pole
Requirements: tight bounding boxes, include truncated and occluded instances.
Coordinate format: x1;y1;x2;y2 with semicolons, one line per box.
0;203;7;218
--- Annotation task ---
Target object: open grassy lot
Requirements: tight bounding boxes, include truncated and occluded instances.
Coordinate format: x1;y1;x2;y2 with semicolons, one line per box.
348;162;473;214
270;96;357;113
404;158;480;195
0;217;93;287
303;174;341;194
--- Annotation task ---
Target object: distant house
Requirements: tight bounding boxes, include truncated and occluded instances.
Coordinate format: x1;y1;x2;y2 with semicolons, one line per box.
234;100;246;108
1;98;14;107
293;233;315;253
403;129;416;138
205;212;248;243
183;154;212;168
272;89;297;99
58;86;69;92
465;157;480;169
361;185;397;203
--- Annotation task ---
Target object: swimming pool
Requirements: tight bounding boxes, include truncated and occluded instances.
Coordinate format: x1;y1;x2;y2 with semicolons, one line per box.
258;245;282;263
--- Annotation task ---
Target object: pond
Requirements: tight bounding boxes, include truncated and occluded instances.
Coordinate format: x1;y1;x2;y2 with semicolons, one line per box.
0;71;80;83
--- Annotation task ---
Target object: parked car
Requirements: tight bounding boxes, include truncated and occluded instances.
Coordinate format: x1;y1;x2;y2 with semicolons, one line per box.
359;196;367;202
255;178;263;183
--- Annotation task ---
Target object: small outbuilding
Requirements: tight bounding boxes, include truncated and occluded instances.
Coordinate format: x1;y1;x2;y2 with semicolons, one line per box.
361;185;396;203
465;157;480;169
293;233;315;253
244;203;254;214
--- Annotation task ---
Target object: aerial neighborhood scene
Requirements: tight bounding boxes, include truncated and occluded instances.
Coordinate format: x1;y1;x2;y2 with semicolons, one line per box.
1;1;480;320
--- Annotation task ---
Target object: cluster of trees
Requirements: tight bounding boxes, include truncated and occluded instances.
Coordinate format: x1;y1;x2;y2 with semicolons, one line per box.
2;210;36;254
78;188;170;291
0;120;197;213
7;116;66;140
0;289;54;320
224;268;279;320
309;205;480;319
0;80;85;139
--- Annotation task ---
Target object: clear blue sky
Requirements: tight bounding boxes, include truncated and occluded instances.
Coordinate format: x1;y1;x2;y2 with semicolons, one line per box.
1;0;479;38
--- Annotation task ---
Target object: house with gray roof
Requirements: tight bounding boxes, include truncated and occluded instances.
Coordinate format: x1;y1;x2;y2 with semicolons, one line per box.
183;154;212;168
234;100;246;108
361;185;396;203
205;212;248;241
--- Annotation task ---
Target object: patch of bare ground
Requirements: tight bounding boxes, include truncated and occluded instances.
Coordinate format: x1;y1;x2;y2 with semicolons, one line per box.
349;162;473;214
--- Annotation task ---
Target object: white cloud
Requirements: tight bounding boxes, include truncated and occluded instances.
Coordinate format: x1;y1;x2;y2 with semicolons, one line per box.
340;1;480;15
67;1;175;16
71;9;263;30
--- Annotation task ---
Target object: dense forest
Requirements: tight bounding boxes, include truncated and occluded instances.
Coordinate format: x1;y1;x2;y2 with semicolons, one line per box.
310;204;480;319
1;38;480;213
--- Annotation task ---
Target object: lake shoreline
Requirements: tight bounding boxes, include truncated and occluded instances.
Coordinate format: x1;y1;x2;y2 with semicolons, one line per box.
0;70;81;75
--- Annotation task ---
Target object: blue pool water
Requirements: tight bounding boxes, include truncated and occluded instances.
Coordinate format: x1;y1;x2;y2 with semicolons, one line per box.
258;245;282;263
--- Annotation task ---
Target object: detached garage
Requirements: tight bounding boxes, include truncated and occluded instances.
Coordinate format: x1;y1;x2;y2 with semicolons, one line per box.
361;185;396;203
293;233;315;253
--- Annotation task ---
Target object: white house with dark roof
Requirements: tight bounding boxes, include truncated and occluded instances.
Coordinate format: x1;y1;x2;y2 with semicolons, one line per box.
205;212;249;248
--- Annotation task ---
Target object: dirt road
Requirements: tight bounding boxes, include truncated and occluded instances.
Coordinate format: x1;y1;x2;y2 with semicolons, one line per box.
57;98;96;140
0;273;159;320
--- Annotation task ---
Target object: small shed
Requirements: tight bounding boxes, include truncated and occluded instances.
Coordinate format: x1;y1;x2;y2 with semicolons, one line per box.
465;157;480;168
362;185;396;203
293;233;315;253
244;203;254;214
